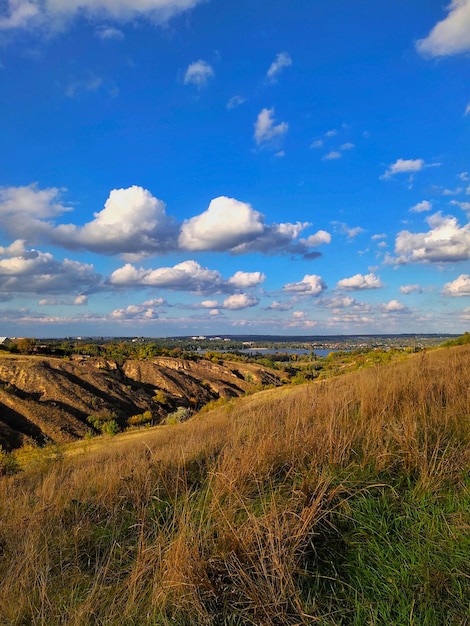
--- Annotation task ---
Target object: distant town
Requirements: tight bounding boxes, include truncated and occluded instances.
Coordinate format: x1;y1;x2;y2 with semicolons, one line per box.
0;333;458;358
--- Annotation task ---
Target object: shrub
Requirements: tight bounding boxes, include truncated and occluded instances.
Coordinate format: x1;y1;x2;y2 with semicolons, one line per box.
87;410;121;435
0;446;19;476
127;411;153;427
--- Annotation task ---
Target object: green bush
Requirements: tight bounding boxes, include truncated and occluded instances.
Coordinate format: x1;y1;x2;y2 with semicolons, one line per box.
87;410;120;435
0;446;20;476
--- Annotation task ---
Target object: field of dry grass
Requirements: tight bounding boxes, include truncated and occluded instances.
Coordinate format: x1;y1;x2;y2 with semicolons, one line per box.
0;345;469;624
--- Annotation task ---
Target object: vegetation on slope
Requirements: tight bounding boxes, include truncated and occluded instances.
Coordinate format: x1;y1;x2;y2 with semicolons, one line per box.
0;346;469;624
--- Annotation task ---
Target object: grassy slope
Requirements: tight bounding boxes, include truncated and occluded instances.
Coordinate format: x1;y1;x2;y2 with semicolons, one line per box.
0;346;470;624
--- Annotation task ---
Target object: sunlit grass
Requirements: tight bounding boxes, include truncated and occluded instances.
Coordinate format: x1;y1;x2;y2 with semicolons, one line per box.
0;345;469;624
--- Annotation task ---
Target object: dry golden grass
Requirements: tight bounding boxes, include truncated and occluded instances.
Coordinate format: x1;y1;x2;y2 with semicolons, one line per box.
0;346;469;624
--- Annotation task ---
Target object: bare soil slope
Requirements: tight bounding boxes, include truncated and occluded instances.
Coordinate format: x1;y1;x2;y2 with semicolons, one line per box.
0;354;283;451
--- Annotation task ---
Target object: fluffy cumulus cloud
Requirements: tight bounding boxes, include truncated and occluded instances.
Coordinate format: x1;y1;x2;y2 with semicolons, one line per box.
287;311;316;328
254;108;288;147
223;294;259;310
400;284;422;294
1;184;329;259
0;240;101;295
54;186;178;257
381;299;406;312
183;60;214;87
227;271;265;289
266;52;292;82
283;274;327;296
0;184;178;257
317;296;356;310
179;196;264;252
231;221;316;256
0;183;72;241
264;300;292;311
111;298;165;321
336;273;383;290
179;196;323;257
0;0;205;31
381;158;425;179
199;299;218;308
300;230;332;247
393;213;470;264
443;274;470;296
110;260;225;294
416;0;470;57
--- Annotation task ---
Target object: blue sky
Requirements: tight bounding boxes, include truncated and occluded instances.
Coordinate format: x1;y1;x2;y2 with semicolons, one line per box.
1;0;470;337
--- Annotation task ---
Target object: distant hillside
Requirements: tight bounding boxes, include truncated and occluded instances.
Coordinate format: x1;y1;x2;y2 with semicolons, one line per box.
0;354;283;451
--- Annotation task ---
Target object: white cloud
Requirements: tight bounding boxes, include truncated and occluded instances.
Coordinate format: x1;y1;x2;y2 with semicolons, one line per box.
323;151;342;161
381;158;425;179
1;184;324;259
223;294;259;310
332;222;365;239
284;274;327;296
0;1;40;29
340;142;355;151
226;95;246;109
325;129;337;137
179;196;264;252
310;139;323;149
110;260;224;294
416;0;470;57
450;200;470;213
299;230;332;247
227;271;265;289
199;299;218;308
442;187;463;196
393;212;470;263
410;200;432;213
254;108;288;147
264;300;292;311
179;196;315;257
54;185;178;257
0;242;101;295
96;26;124;40
382;299;406;312
287;313;316;329
266;51;292;82
400;284;421;294
0;184;178;257
111;299;165;321
0;0;205;31
74;294;88;305
443;274;470;296
336;273;383;291
0;183;72;241
230;221;313;256
66;73;104;98
465;103;470;116
184;59;214;88
318;296;356;310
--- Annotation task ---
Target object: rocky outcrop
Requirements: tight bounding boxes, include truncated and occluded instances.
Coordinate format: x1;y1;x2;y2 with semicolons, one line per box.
0;355;284;452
